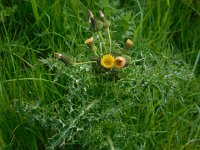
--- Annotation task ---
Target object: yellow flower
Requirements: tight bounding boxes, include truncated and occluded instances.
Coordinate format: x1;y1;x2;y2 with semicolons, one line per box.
100;54;115;69
114;56;126;68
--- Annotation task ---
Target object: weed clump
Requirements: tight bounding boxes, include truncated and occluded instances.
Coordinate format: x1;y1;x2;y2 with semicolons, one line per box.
54;10;133;80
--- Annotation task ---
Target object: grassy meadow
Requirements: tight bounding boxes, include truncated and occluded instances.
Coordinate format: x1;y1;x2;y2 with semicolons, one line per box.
0;0;200;149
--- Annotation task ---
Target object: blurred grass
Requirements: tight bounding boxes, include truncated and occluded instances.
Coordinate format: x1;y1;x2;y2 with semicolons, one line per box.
0;0;200;149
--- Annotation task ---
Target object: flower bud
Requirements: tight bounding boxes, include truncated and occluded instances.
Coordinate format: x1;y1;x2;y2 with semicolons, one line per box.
89;17;103;32
54;52;62;59
99;11;110;29
85;37;97;52
88;9;94;18
84;37;94;46
88;10;103;32
125;39;133;49
54;52;73;66
114;56;126;68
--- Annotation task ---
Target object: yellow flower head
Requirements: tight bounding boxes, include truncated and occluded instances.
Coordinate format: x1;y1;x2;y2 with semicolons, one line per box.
114;56;126;68
100;54;115;69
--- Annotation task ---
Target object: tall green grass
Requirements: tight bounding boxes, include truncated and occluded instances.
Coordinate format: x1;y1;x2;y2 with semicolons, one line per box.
0;0;200;149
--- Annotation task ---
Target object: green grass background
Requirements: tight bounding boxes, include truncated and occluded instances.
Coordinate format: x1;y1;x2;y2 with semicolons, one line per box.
0;0;200;149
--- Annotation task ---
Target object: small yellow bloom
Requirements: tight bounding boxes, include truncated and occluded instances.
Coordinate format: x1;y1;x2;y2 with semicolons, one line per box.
100;54;115;69
114;56;126;68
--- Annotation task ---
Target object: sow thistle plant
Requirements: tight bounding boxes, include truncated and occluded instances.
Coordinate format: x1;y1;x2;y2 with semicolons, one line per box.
54;10;133;79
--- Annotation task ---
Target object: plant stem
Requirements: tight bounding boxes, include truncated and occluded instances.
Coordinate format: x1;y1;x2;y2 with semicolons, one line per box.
94;51;99;57
192;50;200;73
73;61;97;65
106;134;115;150
98;31;107;53
107;28;112;53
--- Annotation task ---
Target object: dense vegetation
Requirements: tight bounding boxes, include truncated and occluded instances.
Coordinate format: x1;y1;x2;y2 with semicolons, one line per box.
0;0;200;149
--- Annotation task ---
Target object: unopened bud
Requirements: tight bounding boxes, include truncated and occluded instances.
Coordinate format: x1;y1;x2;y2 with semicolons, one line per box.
88;10;94;18
125;39;133;49
54;53;62;59
114;56;126;68
54;52;73;66
84;37;97;53
99;10;110;29
89;17;103;32
88;10;103;32
85;37;94;46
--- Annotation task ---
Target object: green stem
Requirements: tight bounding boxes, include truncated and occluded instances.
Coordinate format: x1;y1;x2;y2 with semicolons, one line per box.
98;31;107;53
106;134;115;150
73;61;97;65
192;50;200;73
107;28;112;53
91;44;99;57
94;51;99;57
